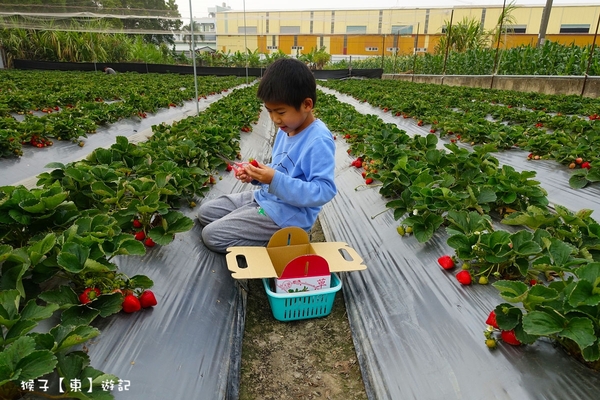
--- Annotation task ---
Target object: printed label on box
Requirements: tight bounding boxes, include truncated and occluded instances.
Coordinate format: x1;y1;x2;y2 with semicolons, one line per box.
275;275;331;293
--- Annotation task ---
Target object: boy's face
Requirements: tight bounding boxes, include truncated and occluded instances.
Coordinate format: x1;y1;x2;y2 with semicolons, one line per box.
264;99;315;136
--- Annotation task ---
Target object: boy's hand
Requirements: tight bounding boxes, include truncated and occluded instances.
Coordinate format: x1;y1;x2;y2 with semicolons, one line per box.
237;161;274;184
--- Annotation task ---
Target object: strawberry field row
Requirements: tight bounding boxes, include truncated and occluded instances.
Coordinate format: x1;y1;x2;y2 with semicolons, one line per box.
320;79;600;189
0;70;246;157
0;84;263;399
314;88;600;369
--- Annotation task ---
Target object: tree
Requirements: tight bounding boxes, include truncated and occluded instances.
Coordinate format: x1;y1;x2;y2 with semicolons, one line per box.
2;0;182;45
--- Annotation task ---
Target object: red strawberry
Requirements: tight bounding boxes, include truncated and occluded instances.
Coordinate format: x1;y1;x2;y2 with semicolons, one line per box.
485;310;499;329
249;159;259;168
144;238;156;247
134;231;146;241
529;279;538;286
344;134;351;139
122;294;141;313
138;290;158;308
79;287;101;304
501;330;521;346
437;255;455;270
456;270;472;285
226;164;233;172
133;219;143;229
581;161;591;170
365;178;374;185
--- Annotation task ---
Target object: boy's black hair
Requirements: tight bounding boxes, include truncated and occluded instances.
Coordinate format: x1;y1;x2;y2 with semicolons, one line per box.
257;58;316;110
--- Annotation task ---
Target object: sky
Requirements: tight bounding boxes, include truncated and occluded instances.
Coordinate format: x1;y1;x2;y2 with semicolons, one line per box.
177;0;599;18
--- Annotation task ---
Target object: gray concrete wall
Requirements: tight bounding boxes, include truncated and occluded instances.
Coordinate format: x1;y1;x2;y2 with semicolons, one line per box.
383;74;600;98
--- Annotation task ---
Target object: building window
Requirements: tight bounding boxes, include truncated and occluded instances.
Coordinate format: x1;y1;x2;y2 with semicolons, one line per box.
267;45;278;50
424;9;430;34
266;12;269;33
291;46;304;50
331;11;335;34
387;47;399;53
310;11;314;34
504;25;527;34
560;24;590;33
347;26;367;34
366;47;379;51
238;26;257;34
281;26;301;34
391;25;413;35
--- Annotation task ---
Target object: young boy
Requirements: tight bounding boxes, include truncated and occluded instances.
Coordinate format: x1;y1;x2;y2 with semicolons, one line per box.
197;58;337;253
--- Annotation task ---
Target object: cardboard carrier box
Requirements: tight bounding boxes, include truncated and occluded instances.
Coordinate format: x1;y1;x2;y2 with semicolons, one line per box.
226;227;367;321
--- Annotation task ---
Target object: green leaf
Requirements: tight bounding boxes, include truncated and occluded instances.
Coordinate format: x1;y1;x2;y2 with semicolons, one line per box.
477;187;497;203
493;303;522;330
16;350;57;381
113;239;146;256
28;233;57;265
568;280;600;307
58;242;90;273
61;305;100;327
522;310;564;335
492;280;529;303
45;162;66;169
38;285;79;307
447;234;471;252
582;341;600;362
560;317;596;351
549;238;573;267
4;319;38;344
576;262;600;287
129;275;154;290
52;325;101;353
569;174;589;189
20;299;59;321
0;335;36;370
586;169;600;182
89;292;124;318
57;351;88;381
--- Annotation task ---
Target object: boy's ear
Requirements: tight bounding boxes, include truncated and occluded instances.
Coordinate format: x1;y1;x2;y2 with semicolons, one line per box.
302;98;314;111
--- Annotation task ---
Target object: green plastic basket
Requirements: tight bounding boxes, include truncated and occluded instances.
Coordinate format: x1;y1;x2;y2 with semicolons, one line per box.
262;273;342;322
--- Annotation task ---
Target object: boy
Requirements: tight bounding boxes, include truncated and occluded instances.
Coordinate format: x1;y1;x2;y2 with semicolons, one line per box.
197;58;337;253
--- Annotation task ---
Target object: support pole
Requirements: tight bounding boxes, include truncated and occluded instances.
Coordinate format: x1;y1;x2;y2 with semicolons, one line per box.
490;0;507;90
189;0;199;116
441;9;454;84
411;22;420;82
582;12;600;97
536;0;553;48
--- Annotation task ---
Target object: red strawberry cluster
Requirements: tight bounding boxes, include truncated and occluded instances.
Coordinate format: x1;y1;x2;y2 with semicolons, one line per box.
589;114;599;120
484;310;522;348
122;290;158;313
25;135;53;148
132;219;156;247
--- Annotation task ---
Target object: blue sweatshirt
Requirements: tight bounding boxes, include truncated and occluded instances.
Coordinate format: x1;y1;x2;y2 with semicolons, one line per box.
253;119;337;231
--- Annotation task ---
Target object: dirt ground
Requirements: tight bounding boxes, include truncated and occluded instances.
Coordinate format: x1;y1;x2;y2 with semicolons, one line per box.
239;219;368;400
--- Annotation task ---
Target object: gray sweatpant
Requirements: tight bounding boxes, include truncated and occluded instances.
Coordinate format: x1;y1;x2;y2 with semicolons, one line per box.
197;190;281;253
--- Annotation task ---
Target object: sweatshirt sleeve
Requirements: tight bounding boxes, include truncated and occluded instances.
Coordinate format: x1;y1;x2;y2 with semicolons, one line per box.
267;136;336;208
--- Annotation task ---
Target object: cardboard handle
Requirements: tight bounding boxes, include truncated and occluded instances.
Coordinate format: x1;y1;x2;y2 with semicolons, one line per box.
310;242;367;272
225;247;275;279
